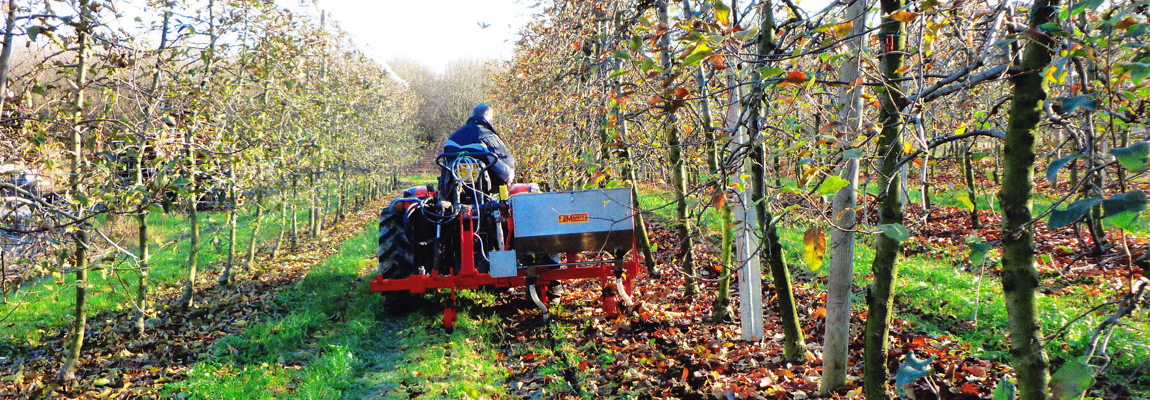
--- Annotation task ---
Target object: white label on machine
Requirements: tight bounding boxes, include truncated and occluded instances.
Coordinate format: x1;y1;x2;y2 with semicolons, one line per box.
489;250;518;278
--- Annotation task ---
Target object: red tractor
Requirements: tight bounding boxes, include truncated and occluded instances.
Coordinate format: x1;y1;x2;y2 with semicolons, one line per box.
370;151;640;329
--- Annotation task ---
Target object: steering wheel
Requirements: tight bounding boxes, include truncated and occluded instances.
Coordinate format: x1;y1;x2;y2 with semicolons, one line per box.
435;151;498;183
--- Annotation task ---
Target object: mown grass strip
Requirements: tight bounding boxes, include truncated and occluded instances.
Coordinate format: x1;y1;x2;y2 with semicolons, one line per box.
164;221;509;399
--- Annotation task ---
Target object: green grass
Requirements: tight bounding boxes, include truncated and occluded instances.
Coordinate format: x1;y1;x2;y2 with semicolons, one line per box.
0;196;327;350
164;222;509;399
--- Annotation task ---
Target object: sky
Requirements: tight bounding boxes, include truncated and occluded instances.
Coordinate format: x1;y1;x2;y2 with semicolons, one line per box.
15;1;837;77
304;0;835;76
308;0;539;75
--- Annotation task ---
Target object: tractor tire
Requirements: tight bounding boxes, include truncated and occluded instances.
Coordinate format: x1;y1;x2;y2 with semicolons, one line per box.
377;206;415;280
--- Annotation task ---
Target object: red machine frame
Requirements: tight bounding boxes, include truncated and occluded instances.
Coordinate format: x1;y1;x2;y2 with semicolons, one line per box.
369;202;640;330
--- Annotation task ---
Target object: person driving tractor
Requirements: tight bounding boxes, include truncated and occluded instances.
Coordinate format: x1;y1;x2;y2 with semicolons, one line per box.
438;104;562;301
440;103;515;194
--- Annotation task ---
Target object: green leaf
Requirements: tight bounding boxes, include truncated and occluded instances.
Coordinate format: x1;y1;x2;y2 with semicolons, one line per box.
610;69;630;78
1105;211;1141;231
957;191;975;212
843;148;863;159
993;38;1018;48
992;376;1017;400
1122;23;1147;40
1049;359;1093;400
1056;94;1098;114
1110;142;1149;172
894;352;935;397
1038;22;1063;33
1103;190;1147;217
683;44;713;67
1117;62;1150;84
971;152;989;162
968;241;992;266
629;35;643;51
713;1;731;25
818;175;849;196
757;66;785;78
878;224;910;241
1047;154;1086;183
611;50;631;61
1049;198;1103;228
27;26;41;41
680;32;705;42
640;59;656;72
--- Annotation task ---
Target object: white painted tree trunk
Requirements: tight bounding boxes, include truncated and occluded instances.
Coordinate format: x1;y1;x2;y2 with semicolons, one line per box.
821;0;867;393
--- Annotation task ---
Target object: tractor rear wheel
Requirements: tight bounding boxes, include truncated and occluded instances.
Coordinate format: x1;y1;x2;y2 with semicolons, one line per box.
377;206;415;280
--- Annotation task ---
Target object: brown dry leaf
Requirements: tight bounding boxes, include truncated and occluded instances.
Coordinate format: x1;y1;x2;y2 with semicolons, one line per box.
786;70;807;83
710;190;726;210
1115;17;1136;30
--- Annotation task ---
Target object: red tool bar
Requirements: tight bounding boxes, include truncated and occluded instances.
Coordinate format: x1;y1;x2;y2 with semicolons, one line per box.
369;259;639;294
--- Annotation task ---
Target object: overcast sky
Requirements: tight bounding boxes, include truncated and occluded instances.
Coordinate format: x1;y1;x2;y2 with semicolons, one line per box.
305;0;835;75
307;0;538;74
19;1;836;76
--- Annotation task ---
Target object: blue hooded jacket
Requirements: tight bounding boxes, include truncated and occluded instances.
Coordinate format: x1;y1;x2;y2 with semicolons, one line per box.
442;105;515;186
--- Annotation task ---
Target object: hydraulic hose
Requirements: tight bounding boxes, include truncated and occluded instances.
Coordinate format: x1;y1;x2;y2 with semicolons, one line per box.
615;277;633;306
528;284;549;322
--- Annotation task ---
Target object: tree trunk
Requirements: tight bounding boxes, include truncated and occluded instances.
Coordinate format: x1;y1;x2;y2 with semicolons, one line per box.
219;160;237;287
821;0;866;392
921;147;932;213
679;0;729;319
181;0;217;310
133;0;171;337
659;0;696;295
273;184;286;258
864;1;909;398
57;4;89;382
134;210;149;329
320;170;329;232
245;189;263;270
965;148;981;229
179;133;199;310
751;0;806;363
616;117;658;275
0;0;17;117
999;1;1059;399
308;170;317;237
336;164;345;222
291;174;299;249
